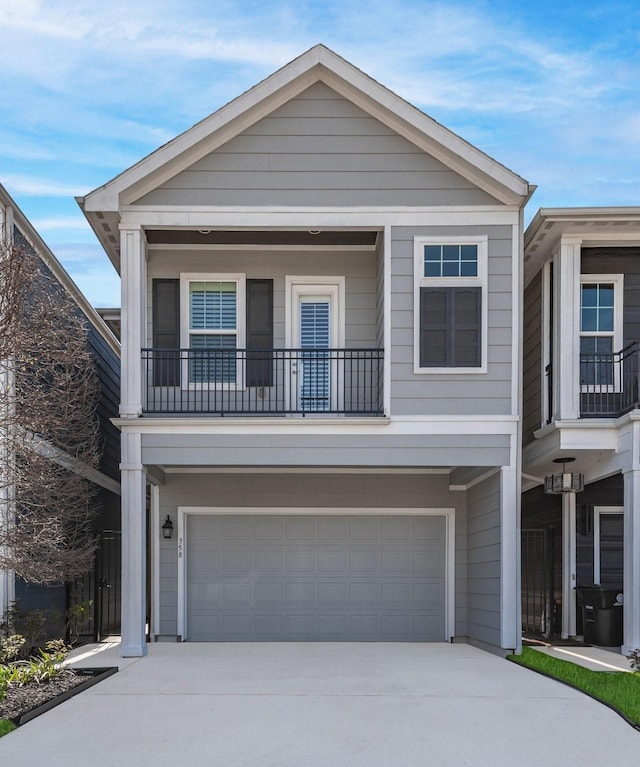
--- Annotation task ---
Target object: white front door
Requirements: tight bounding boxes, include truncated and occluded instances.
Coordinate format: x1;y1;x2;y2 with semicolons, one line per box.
286;278;345;413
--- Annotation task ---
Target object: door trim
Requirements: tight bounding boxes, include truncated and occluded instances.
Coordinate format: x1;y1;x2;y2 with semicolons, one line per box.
177;506;455;642
284;276;345;348
593;506;623;584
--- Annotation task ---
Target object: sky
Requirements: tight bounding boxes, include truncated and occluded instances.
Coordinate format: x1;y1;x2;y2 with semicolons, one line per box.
1;0;639;307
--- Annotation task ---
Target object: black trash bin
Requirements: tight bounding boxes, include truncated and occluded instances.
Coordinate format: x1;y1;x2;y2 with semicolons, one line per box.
576;585;623;646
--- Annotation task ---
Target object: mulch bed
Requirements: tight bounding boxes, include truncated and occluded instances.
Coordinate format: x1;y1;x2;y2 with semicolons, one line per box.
0;671;86;721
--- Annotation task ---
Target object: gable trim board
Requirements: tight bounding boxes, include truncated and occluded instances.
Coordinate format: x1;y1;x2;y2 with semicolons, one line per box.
176;506;456;642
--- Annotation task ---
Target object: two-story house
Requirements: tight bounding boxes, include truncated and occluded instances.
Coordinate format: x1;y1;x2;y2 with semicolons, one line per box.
79;45;532;657
0;183;121;641
522;207;640;655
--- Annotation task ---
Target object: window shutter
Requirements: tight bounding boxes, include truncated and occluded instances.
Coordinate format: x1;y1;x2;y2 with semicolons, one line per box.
246;279;273;386
452;287;481;367
152;279;180;385
420;287;448;366
420;286;481;367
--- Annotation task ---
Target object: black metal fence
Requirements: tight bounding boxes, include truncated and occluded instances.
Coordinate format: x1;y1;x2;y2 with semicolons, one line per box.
142;347;384;416
522;528;555;637
580;342;640;416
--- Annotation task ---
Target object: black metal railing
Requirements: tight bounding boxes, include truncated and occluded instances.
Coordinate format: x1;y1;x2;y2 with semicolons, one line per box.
580;342;640;416
142;347;384;416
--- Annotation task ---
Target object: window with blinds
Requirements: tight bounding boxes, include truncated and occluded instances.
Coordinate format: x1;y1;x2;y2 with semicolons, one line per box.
189;281;237;383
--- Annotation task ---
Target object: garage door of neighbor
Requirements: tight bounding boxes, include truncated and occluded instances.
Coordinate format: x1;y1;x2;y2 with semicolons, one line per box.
186;514;447;641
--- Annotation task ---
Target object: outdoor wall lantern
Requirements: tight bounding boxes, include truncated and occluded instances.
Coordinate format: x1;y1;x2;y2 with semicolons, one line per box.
161;515;174;539
544;457;585;495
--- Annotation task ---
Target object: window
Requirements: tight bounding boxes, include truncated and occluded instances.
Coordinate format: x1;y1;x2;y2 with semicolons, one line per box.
414;236;487;373
579;276;622;389
181;274;245;385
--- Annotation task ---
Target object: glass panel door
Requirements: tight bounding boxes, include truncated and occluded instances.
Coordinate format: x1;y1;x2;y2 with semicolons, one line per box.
299;297;331;412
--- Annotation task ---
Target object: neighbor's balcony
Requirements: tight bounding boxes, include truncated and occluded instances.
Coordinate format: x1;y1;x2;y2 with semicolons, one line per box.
580;342;640;417
142;348;384;416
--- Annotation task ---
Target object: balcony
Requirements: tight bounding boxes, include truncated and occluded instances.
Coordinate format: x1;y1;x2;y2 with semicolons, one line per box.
580;342;640;417
142;347;384;416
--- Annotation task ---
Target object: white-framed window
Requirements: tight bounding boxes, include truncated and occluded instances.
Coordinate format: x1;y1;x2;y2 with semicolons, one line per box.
413;235;488;374
579;274;623;391
180;273;246;387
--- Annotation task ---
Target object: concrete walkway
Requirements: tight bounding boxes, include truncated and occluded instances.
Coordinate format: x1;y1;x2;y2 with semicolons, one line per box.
531;643;631;672
1;642;638;766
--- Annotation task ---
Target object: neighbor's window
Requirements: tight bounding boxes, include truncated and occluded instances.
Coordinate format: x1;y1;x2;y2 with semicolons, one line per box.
579;279;620;388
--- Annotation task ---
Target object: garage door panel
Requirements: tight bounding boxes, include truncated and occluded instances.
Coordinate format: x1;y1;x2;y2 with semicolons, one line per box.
254;582;284;606
186;514;446;641
285;518;315;540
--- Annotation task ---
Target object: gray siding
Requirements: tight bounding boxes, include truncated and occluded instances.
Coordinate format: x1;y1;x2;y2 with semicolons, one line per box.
466;473;501;646
147;249;378;350
142;432;512;468
390;225;514;416
523;271;542;445
136;83;499;208
155;472;468;639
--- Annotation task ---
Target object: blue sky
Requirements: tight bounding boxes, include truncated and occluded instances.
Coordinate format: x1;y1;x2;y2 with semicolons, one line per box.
1;0;638;307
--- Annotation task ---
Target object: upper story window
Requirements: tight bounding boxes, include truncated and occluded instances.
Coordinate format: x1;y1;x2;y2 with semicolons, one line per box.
579;275;623;388
424;244;478;278
414;236;488;374
181;274;246;385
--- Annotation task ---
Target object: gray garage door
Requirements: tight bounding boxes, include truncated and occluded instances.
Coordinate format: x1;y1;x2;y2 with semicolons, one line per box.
186;514;446;641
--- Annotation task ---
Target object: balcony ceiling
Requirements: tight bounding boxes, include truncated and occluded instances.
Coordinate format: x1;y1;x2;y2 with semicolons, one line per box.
144;229;379;248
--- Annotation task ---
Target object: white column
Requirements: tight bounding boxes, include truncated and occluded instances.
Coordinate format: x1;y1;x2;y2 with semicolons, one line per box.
561;491;577;638
554;237;581;421
120;429;147;657
623;469;640;654
500;461;521;650
119;226;147;417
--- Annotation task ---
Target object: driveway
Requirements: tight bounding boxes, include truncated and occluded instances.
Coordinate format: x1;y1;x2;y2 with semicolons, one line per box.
1;642;638;765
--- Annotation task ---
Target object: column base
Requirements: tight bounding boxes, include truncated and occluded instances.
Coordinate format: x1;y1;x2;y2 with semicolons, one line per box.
120;642;148;658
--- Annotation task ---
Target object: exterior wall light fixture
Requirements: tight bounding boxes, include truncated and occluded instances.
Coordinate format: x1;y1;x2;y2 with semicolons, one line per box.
544;457;584;495
161;515;174;539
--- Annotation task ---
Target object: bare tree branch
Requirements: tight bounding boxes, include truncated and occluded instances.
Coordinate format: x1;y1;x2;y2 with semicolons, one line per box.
0;237;101;584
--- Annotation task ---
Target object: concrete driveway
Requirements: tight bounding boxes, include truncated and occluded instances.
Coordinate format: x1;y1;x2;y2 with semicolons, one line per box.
1;642;638;766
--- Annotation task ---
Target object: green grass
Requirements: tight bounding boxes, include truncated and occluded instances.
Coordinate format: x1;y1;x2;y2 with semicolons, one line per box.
0;719;16;737
509;647;640;726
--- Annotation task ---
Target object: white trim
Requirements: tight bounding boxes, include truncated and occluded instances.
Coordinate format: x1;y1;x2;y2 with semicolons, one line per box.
177;506;456;642
179;272;246;390
383;226;392;418
500;463;520;649
115;413;518;436
578;274;624;393
413;235;488;374
120;207;520;230
561;492;577;638
542;260;552;426
593;506;623;584
555;239;581;420
164;466;451;475
150;485;160;640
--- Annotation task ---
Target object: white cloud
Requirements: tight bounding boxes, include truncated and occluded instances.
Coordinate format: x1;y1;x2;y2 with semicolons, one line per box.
3;175;85;197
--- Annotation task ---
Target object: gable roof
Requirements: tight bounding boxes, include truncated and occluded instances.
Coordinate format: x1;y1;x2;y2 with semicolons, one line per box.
78;45;532;264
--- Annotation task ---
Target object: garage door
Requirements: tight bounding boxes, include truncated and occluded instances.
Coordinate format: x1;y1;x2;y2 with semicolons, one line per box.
186;514;447;641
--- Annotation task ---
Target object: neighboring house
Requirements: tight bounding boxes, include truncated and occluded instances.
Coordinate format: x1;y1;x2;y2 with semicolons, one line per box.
0;184;122;641
78;45;532;657
522;207;640;654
